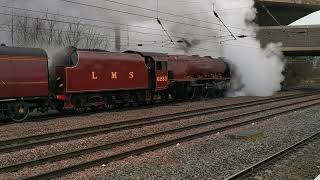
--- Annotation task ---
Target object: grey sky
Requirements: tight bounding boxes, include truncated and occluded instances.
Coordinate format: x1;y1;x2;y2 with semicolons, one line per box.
290;10;320;25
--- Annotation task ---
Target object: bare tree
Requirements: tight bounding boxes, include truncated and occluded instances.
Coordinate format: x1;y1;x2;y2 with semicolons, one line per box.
3;12;111;50
83;27;104;49
30;17;45;46
65;22;82;47
44;13;56;46
14;15;30;46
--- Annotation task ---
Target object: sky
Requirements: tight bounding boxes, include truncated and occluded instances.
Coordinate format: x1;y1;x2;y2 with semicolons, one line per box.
0;0;318;51
290;10;320;25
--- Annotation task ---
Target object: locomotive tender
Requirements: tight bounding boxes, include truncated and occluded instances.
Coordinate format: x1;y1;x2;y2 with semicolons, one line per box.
0;46;231;122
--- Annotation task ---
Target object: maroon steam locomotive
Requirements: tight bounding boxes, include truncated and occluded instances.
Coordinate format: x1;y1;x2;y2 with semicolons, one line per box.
0;46;231;122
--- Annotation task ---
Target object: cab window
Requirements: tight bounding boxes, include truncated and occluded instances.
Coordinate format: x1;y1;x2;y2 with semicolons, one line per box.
162;61;167;70
156;61;167;71
156;61;162;70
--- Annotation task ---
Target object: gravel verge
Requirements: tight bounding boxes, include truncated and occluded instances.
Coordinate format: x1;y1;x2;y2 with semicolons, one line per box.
0;94;318;170
58;104;320;179
250;137;320;180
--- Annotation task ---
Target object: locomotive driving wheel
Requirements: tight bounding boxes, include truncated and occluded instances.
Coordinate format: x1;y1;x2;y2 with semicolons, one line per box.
9;102;30;122
202;85;210;99
185;85;194;100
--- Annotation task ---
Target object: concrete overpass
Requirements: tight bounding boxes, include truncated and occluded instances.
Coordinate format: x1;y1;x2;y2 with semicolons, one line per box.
255;0;320;26
257;25;320;56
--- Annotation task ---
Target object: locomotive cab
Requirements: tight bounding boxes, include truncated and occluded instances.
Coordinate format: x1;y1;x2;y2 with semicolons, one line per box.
145;56;169;101
154;60;169;90
124;51;169;94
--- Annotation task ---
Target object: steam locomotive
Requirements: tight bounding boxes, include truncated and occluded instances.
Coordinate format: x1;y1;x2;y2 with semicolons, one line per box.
0;46;231;122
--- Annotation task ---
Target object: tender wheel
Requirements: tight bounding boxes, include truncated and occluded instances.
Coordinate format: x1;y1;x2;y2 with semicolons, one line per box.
210;82;219;98
190;87;197;100
9;103;30;122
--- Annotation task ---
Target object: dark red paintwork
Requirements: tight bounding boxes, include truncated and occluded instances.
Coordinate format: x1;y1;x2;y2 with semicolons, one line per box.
156;71;169;90
167;55;227;80
153;56;169;90
58;51;149;93
0;54;49;100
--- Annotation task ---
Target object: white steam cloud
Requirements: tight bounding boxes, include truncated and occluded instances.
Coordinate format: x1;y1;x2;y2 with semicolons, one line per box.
213;0;285;96
0;0;284;97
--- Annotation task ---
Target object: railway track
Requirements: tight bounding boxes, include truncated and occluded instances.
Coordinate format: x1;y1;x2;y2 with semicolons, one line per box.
225;131;320;180
1;91;224;124
0;91;318;154
0;98;196;124
0;90;312;125
0;93;320;179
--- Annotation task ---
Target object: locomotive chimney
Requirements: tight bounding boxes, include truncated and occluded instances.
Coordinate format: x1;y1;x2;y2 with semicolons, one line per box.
115;27;121;52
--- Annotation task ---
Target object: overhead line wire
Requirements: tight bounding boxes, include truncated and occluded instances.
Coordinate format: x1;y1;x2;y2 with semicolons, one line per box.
0;12;190;40
213;10;236;40
0;27;218;53
0;22;260;51
0;25;157;46
0;11;256;43
155;0;175;45
0;20;221;46
59;0;248;31
94;0;248;31
99;0;219;26
0;5;242;39
0;23;204;46
261;4;282;26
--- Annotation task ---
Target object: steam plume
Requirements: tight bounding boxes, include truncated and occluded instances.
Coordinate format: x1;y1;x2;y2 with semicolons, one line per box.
213;0;284;96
